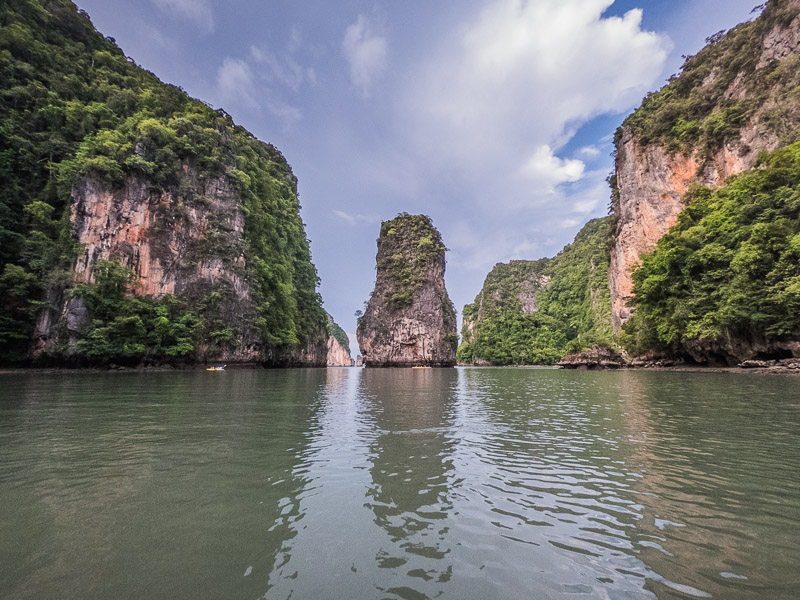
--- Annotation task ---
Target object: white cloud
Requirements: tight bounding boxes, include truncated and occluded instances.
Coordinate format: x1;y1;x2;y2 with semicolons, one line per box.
578;145;602;158
342;15;388;98
215;57;258;110
151;0;214;33
215;28;318;126
288;27;303;54
510;239;544;259
333;210;375;225
265;100;302;126
560;218;582;229
250;46;312;92
405;0;670;200
214;57;304;125
520;145;585;191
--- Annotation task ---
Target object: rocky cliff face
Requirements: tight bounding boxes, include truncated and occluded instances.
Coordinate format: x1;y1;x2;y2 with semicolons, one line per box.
611;0;800;331
610;130;760;330
357;214;457;367
32;166;327;365
326;314;354;366
0;1;328;366
327;336;354;367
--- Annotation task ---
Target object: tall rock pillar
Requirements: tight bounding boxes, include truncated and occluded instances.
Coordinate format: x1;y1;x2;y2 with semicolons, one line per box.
357;213;457;367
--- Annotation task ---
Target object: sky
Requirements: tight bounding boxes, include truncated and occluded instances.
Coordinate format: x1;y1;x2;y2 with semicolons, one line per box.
74;0;761;352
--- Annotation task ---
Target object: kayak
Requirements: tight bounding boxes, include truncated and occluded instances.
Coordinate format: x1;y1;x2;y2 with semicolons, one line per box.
206;366;226;371
412;366;432;369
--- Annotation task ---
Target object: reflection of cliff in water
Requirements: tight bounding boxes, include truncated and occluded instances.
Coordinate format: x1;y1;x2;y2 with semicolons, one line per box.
1;369;328;600
616;371;800;599
362;368;459;598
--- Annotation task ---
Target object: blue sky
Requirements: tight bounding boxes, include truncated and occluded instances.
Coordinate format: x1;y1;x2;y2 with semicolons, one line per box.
75;0;760;351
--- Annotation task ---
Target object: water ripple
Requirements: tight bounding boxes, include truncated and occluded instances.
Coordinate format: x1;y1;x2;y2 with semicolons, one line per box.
1;368;799;599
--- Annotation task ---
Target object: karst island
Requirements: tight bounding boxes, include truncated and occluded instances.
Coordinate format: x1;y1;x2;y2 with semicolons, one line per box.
357;213;457;367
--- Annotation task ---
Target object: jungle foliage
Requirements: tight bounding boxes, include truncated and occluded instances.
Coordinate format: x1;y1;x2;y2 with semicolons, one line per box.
624;141;800;354
376;213;450;312
0;0;325;362
621;0;800;158
457;218;615;365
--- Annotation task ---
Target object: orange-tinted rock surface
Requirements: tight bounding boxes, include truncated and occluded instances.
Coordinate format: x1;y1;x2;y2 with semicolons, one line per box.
610;1;800;331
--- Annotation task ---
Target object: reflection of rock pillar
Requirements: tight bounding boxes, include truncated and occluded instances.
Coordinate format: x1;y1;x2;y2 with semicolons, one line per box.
255;369;329;595
361;369;458;588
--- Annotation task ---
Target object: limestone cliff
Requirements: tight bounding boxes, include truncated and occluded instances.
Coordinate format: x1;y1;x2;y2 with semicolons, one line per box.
33;162;327;366
327;314;354;366
611;0;800;331
0;1;328;366
357;214;457;367
459;260;551;364
458;218;614;365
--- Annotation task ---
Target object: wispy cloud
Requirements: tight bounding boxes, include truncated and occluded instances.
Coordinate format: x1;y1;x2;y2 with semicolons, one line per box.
250;46;315;93
342;15;388;98
151;0;214;33
215;57;258;109
578;145;602;158
212;28;320;126
332;210;376;225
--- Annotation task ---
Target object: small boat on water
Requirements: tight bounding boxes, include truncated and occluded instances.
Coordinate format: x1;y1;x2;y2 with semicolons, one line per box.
206;365;226;371
412;366;432;370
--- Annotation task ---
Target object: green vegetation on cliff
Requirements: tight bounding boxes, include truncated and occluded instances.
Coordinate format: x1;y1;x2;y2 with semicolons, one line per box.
327;315;351;355
376;213;450;311
72;260;200;361
458;218;614;365
621;0;800;157
624;141;800;356
0;0;325;363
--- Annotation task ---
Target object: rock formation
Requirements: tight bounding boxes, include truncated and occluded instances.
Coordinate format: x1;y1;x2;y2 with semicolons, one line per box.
327;336;353;366
610;0;800;331
458;218;614;365
459;259;551;364
357;214;457;367
0;1;328;366
326;314;354;366
32;164;328;366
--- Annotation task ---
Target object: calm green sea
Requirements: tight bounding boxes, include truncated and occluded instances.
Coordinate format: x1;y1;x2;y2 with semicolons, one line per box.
1;368;798;599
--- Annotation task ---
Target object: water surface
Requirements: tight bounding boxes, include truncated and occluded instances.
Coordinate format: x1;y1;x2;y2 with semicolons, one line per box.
1;368;798;599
